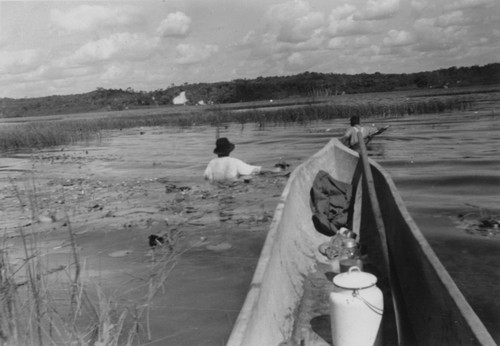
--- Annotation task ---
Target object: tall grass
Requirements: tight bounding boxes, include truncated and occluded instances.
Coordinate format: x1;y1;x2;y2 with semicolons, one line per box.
0;96;474;151
0;177;181;345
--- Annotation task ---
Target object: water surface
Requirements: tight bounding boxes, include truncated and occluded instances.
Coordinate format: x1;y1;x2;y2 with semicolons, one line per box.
1;109;499;342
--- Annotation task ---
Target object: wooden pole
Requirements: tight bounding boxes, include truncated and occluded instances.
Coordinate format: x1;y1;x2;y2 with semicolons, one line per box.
357;131;402;344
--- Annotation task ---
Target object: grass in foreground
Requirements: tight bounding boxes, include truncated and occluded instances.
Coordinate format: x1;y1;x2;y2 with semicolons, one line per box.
0;177;182;345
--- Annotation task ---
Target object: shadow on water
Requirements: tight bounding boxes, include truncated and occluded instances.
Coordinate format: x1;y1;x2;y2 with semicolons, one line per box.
429;236;500;341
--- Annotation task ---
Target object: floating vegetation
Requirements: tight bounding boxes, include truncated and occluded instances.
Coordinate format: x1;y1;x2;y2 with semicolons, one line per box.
0;93;476;152
456;204;500;238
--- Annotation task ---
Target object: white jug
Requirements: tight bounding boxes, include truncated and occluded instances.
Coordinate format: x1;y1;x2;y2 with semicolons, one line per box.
329;266;383;346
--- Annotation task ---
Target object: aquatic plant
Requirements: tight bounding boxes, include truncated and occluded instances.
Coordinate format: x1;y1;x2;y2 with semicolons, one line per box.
0;177;182;345
0;93;477;152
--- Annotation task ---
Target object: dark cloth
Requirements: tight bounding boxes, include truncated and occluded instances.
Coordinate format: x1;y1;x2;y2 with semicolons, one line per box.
310;170;352;236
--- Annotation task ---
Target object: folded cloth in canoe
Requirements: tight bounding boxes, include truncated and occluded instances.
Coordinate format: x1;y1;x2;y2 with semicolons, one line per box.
310;170;352;236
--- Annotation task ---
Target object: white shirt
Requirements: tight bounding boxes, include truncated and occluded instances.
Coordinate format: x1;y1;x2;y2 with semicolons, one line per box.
343;125;377;147
204;157;261;182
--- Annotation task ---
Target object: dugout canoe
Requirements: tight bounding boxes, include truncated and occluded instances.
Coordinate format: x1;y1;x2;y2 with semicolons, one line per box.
226;138;495;346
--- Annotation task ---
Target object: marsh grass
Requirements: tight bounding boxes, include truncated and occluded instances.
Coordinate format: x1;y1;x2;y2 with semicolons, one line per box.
0;177;182;345
0;94;477;152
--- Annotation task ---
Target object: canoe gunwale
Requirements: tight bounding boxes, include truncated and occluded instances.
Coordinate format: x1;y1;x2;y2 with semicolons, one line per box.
226;138;496;346
368;156;496;345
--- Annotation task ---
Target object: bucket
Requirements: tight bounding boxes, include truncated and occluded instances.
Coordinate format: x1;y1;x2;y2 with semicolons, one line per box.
329;267;383;346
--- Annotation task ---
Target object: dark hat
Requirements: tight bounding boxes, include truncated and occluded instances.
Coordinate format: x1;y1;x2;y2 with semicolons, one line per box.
213;137;235;155
350;115;360;126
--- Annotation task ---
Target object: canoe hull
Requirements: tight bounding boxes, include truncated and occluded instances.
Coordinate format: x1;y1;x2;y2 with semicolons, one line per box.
227;139;495;346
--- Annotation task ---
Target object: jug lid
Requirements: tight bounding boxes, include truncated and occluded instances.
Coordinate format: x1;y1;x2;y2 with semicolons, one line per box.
333;267;377;290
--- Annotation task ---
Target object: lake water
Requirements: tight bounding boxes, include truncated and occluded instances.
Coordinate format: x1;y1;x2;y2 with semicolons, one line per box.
1;106;499;342
138;109;499;341
100;108;499;340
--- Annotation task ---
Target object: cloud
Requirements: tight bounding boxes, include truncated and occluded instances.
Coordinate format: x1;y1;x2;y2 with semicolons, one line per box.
410;0;433;12
287;52;305;69
157;12;192;38
329;4;357;20
101;63;133;81
0;49;40;74
352;36;371;48
444;0;495;11
50;5;143;32
268;0;311;22
327;35;371;51
63;33;159;67
355;0;401;20
238;30;258;47
383;30;416;46
413;18;468;51
175;43;219;64
267;0;325;44
277;12;325;43
435;10;473;27
327;37;345;49
326;15;379;37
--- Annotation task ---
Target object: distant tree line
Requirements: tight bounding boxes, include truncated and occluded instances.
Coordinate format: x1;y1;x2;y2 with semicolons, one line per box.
0;63;498;118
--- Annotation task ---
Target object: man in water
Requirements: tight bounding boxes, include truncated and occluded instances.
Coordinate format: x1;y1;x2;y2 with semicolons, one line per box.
340;115;388;151
204;137;281;183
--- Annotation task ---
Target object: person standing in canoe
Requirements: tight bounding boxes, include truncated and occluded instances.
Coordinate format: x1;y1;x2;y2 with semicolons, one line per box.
340;115;388;151
204;137;282;183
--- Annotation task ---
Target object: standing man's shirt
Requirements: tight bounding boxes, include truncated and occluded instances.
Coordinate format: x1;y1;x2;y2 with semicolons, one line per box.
342;125;378;149
204;157;262;182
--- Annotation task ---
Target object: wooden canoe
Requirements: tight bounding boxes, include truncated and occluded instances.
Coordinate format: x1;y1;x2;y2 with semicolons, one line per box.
226;138;495;346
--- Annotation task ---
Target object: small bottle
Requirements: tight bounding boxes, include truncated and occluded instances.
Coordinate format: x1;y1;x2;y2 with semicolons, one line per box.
338;238;363;273
329;227;353;256
328;228;355;273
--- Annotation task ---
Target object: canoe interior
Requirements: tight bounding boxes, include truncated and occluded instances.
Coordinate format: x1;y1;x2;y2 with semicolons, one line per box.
227;139;495;346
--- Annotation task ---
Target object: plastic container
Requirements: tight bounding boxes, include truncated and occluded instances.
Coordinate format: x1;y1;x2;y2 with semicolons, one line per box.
338;238;363;273
329;267;383;346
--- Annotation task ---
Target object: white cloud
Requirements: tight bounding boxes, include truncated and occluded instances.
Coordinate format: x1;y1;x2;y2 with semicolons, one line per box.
157;12;192;38
327;35;371;51
413;18;468;51
239;30;258;47
267;0;325;44
327;15;378;37
444;0;494;11
50;5;143;32
329;4;357;20
0;49;40;74
327;37;345;49
355;0;401;20
383;30;416;46
62;33;159;67
268;0;311;22
410;0;433;12
435;10;472;27
352;36;371;48
287;52;305;68
101;63;132;81
175;43;219;64
277;12;325;43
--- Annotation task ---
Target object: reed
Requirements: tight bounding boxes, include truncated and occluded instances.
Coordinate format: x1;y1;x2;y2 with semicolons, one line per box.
0;96;474;151
0;176;181;345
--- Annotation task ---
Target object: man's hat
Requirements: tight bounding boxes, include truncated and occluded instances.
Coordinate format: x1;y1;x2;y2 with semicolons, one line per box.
213;137;235;155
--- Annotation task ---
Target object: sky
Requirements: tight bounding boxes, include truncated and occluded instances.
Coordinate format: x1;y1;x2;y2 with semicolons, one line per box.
0;0;499;99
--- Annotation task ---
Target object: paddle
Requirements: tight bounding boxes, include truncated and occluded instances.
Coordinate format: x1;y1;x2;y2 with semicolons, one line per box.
357;131;402;344
365;125;389;145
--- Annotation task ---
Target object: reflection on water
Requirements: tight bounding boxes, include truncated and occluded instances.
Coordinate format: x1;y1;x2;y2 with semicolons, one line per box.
1;110;499;341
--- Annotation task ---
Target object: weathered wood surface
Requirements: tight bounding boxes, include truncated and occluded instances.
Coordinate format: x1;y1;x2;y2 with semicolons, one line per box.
226;138;495;346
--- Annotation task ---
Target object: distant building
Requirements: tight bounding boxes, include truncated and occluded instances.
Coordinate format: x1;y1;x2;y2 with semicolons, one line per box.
173;91;188;105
